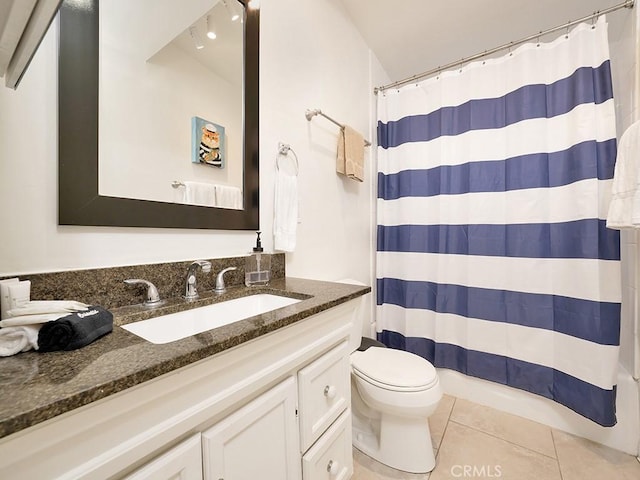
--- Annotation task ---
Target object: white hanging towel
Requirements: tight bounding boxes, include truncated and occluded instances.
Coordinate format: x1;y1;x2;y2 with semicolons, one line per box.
607;120;640;229
274;169;298;252
183;181;216;207
215;185;243;209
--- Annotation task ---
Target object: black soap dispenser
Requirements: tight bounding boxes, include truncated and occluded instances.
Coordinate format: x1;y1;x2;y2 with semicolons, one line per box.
245;232;270;286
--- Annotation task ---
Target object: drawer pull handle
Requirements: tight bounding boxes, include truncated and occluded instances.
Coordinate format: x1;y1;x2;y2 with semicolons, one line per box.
324;385;337;399
327;459;339;475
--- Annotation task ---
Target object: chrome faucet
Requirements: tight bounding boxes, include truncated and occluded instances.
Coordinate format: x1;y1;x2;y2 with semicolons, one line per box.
124;279;162;306
214;267;237;294
184;260;212;300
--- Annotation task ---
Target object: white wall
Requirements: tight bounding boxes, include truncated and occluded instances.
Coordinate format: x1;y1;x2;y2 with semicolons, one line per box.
0;0;385;282
259;0;380;283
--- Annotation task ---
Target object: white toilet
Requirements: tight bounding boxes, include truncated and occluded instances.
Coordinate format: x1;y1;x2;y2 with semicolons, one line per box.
351;343;442;473
337;279;442;474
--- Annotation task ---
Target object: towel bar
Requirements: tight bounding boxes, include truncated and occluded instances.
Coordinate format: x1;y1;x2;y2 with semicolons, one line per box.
305;109;371;146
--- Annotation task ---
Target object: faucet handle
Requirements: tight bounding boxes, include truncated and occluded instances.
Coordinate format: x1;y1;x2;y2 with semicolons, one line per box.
214;267;238;294
191;260;212;272
124;279;162;306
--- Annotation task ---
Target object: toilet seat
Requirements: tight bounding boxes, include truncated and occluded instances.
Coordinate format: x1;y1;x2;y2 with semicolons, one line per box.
351;347;438;392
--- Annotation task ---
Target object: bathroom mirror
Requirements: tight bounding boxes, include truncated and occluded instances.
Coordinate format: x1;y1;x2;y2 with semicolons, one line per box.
58;0;259;229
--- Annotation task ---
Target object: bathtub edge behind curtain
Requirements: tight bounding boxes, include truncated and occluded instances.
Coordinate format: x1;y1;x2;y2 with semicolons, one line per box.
376;17;621;426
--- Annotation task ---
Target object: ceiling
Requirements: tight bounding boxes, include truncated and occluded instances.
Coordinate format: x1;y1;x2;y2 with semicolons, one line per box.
339;0;632;87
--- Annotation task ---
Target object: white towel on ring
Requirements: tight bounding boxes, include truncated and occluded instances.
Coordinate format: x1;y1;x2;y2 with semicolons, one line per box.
0;325;41;356
274;169;298;252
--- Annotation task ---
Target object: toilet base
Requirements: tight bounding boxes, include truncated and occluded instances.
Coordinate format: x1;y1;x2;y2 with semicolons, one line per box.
352;407;436;473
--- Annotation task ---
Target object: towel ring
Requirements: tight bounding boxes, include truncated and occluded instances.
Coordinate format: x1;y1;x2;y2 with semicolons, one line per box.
276;142;299;175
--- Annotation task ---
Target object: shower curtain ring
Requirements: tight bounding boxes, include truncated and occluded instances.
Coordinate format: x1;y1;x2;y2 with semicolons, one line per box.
536;34;541;47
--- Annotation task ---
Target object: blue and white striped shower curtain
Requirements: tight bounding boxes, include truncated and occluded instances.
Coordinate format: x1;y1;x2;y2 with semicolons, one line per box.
376;18;621;426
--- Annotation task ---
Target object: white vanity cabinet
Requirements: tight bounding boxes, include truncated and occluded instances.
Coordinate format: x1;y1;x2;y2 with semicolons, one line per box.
202;377;300;480
0;299;359;480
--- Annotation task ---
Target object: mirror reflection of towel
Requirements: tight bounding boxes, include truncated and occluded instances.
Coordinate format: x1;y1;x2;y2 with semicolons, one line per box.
183;181;216;207
215;185;243;209
337;125;364;182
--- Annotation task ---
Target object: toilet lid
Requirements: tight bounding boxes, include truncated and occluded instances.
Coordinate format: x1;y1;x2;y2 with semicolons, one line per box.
351;347;438;390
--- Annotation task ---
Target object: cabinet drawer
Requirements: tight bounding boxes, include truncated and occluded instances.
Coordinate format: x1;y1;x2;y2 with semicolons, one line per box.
302;409;352;480
298;341;350;451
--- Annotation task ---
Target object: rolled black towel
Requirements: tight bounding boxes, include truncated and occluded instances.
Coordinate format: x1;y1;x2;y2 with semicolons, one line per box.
38;306;113;352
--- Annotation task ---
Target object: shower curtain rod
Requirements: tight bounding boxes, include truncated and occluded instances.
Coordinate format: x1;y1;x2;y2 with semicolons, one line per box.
374;0;634;94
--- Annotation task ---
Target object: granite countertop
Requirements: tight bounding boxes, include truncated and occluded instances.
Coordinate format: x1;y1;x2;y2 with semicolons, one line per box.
0;277;370;440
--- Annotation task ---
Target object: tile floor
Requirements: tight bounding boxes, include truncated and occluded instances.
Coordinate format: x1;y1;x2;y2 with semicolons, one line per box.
352;395;640;480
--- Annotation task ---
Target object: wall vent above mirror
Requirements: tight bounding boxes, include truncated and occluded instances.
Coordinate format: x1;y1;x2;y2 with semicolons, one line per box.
58;0;259;230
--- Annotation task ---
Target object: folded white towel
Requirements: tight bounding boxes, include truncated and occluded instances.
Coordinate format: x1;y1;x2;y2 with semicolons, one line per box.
183;181;216;207
6;280;31;316
0;312;68;327
0;325;41;356
607;120;640;228
274;169;298;252
0;278;19;320
7;300;89;317
215;185;243;209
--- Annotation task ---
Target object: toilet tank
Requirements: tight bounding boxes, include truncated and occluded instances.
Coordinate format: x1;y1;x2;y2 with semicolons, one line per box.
336;279;373;352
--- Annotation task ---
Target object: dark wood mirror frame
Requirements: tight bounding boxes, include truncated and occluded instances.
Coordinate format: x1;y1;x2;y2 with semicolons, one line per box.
58;0;259;230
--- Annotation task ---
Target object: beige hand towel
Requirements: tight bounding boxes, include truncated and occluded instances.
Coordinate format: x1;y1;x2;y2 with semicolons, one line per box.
337;125;364;182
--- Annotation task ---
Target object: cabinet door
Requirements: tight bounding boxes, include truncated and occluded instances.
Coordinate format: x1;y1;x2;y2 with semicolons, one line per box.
298;341;350;451
123;434;203;480
202;376;301;480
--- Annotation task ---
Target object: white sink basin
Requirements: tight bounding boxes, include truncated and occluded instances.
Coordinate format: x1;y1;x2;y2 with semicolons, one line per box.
122;294;302;344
